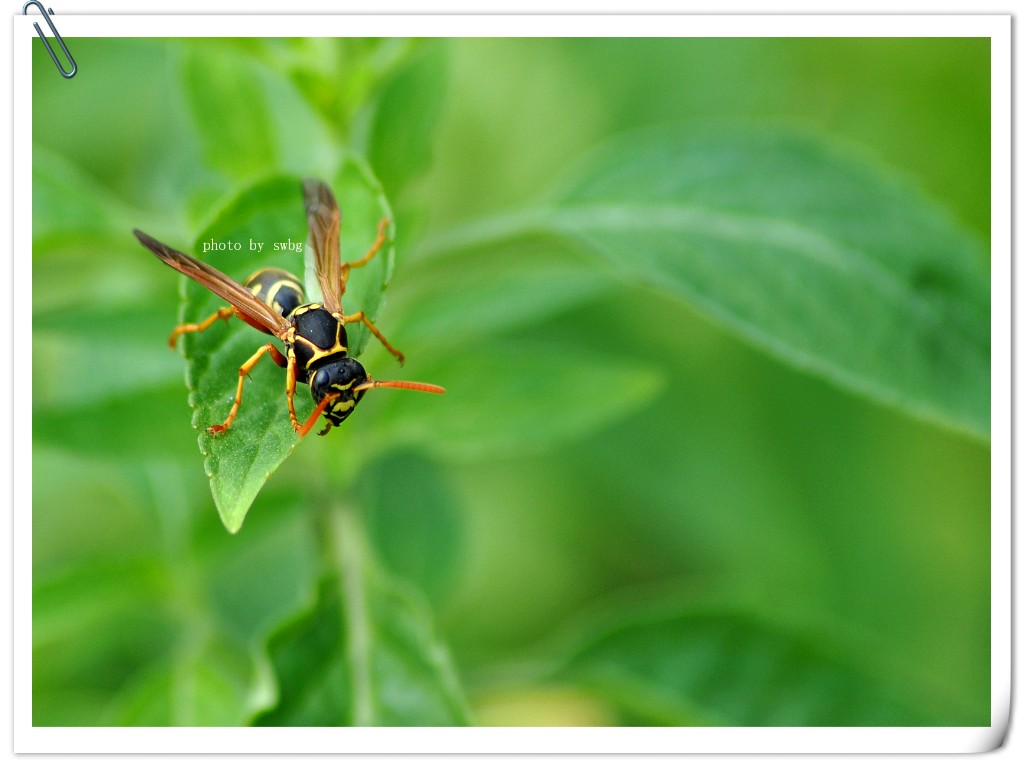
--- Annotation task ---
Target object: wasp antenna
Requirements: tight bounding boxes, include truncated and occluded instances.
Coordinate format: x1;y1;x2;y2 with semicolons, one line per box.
354;379;446;394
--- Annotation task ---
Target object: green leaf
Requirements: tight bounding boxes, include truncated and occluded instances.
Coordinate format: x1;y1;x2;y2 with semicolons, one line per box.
357;42;449;198
252;510;469;726
196;492;321;642
180;46;277;178
32;284;195;461
33;306;184;408
177;175;308;532
370;342;664;460
554;610;943;726
357;450;464;603
392;238;613;351
427;126;990;439
32;146;151;249
106;635;254;726
33;558;172;652
173;165;393;532
178;42;341;183
33;385;198;461
33;559;181;726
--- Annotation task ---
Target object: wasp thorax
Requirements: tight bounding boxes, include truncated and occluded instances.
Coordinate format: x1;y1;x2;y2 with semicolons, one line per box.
310;357;369;425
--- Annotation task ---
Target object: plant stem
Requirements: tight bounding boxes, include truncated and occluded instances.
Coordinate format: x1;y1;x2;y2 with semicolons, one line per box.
312;496;376;726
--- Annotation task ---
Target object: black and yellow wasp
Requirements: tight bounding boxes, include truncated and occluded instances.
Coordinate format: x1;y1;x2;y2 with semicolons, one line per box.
134;178;444;439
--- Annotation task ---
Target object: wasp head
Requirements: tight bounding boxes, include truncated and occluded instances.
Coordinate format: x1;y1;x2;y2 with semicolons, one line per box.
309;357;368;427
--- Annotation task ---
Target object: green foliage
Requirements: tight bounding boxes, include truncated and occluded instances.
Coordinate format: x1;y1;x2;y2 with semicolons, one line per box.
32;37;990;729
552;610;941;726
354;42;450;199
371;343;664;460
423;127;989;440
181;46;278;179
358;450;464;602
253;511;469;726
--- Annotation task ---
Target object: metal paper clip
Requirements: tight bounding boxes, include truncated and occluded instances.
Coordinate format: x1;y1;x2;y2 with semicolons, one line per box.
23;1;77;79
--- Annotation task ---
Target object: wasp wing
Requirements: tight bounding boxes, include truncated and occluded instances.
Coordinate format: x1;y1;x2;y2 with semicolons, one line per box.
134;229;291;338
303;178;343;314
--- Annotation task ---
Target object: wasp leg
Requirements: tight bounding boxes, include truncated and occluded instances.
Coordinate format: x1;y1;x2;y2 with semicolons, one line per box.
168;306;234;348
285;350;301;432
208;342;288;435
339;218;389;299
341;310;405;364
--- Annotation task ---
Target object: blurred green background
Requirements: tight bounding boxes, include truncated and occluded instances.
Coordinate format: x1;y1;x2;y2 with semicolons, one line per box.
32;37;990;727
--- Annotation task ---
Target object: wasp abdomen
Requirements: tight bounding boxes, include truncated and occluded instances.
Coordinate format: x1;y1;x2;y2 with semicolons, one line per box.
245;268;305;318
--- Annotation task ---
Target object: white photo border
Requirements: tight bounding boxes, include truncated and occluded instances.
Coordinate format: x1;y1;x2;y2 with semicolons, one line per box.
13;11;1010;755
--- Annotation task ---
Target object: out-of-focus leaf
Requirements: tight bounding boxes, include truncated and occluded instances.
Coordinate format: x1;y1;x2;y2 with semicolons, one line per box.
33;558;171;651
553;610;945;726
180;47;277;178
31;450;164;566
179;43;339;183
31;247;191;462
357;42;449;197
252;512;469;726
216;38;417;136
107;635;254;726
357;449;463;603
392;238;613;351
473;686;617;727
370;343;663;461
425;126;990;439
195;493;320;641
32;559;180;726
32;237;172;317
33;306;184;407
31;38;210;216
32;147;151;248
32;385;196;461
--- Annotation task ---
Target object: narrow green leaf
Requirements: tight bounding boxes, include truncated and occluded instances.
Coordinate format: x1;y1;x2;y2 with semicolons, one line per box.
371;343;664;460
169;165;393;532
427;126;990;439
554;610;943;726
252;511;469;726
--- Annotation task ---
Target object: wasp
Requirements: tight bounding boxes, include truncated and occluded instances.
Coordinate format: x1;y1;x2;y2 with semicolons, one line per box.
134;178;444;439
